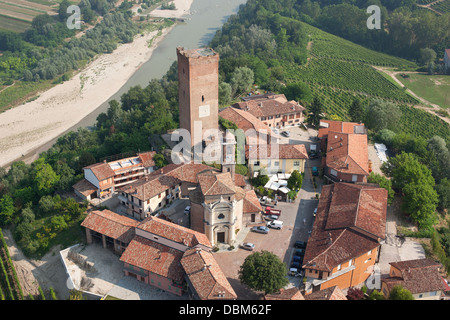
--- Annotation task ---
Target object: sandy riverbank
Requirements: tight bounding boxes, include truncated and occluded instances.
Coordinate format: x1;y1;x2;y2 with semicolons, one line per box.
0;23;178;168
149;0;194;18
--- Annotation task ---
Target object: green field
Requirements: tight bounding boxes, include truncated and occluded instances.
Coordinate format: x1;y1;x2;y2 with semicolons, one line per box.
0;13;30;32
397;73;450;109
431;0;450;14
279;21;450;143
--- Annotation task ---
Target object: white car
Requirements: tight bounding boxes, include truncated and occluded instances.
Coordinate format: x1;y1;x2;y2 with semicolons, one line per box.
267;220;283;230
184;206;191;214
240;242;255;251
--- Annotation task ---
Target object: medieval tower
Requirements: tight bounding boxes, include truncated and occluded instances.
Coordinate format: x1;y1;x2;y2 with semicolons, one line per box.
177;47;219;147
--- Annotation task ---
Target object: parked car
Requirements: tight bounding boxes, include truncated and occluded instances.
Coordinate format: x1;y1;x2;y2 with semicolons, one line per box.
294;248;305;257
309;152;321;160
240;242;255;251
265;215;279;221
293;255;303;263
252;226;269;234
294;240;307;249
184;206;191;214
312;166;319;176
291;261;301;268
281;130;290;137
265;206;281;216
313;207;317;217
267;220;283;230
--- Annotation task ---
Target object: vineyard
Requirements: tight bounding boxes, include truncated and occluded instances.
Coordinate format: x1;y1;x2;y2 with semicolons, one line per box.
279;21;450;144
0;229;24;300
430;0;450;14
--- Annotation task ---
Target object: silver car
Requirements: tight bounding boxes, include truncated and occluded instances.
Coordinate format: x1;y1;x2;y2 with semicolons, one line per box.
240;242;255;251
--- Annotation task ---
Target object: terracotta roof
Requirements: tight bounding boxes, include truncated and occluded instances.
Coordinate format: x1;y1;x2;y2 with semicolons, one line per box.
119;235;185;281
181;248;237;300
119;163;214;200
302;183;387;272
445;49;450;58
84;162;115;181
318;120;366;139
72;179;97;197
138;151;156;167
304;286;347;300
246;144;308;160
137;215;212;248
197;170;236;196
234;173;247;187
219;107;273;143
264;287;305;300
382;258;446;295
81;210;138;243
233;93;305;118
242;189;263;214
326;131;369;175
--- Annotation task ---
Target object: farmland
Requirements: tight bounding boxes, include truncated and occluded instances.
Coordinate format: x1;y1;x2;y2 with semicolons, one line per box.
0;0;58;32
0;229;24;300
279;21;450;143
430;0;450;14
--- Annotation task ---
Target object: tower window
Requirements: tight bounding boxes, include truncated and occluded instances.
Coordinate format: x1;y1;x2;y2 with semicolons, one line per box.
202;95;205;102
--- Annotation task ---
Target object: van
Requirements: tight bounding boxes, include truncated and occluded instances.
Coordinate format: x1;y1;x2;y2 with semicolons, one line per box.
267;220;283;230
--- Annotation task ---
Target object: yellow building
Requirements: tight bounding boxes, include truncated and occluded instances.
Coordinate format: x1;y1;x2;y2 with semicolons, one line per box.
246;144;308;176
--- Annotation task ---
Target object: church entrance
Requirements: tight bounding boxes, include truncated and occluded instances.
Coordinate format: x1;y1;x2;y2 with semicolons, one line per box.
217;232;225;243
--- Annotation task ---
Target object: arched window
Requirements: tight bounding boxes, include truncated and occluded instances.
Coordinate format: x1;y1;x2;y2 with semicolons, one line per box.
218;213;225;219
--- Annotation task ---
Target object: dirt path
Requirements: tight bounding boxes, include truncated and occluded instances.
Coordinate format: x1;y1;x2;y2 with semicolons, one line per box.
373;66;450;125
1;229;70;299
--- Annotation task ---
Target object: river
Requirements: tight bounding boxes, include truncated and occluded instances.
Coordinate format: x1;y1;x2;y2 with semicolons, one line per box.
16;0;246;165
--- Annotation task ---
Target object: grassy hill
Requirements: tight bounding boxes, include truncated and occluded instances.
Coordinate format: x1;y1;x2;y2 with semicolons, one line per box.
280;21;450;143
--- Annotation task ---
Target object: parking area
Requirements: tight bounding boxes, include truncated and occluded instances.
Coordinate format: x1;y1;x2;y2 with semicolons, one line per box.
213;124;324;299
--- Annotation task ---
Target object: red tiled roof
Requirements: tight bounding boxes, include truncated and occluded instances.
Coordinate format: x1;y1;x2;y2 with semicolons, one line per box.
119;235;185;281
138;151;156;167
302;183;387;272
382;258;446;295
197;171;236;196
72;179;97;197
304;286;347;300
326;131;369;175
445;49;450;58
81;210;138;243
242;189;263;214
219;106;272;135
233;93;305;118
181;248;237;300
318;120;365;139
119;163;214;200
246;144;308;160
84;162;115;181
264;287;305;300
137;215;212;248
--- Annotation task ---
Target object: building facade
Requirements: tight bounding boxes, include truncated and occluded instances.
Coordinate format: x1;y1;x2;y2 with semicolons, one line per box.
302;182;387;294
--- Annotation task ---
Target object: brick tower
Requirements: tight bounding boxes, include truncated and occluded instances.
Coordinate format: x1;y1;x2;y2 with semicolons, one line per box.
177;47;219;147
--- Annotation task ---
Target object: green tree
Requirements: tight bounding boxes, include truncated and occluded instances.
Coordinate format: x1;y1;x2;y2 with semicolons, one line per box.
32;158;60;196
307;97;323;128
348;98;365;123
383;152;438;228
435;178;450;211
388;285;414;300
51;215;68;231
238;250;289;294
153;153;167;168
0;194;15;226
367;172;394;204
287;170;303;190
230;67;254;98
364;99;401;132
219;82;232;106
282;81;313;105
